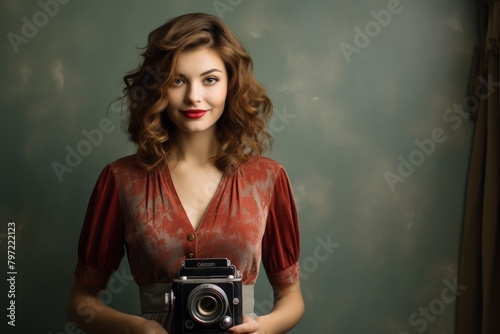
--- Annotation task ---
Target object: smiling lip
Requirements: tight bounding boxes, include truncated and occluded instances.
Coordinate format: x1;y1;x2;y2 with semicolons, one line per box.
181;109;208;119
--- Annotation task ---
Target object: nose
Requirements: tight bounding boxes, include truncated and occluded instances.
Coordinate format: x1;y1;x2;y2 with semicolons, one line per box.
185;82;202;105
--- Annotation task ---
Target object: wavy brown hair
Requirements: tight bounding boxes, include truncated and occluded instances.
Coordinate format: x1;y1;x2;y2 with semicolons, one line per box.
122;13;273;173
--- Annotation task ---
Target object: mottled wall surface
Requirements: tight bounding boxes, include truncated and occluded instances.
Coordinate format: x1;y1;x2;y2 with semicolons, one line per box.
0;0;477;333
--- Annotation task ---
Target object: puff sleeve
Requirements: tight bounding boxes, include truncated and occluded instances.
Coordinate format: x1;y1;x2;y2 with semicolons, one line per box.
262;166;301;288
74;165;125;290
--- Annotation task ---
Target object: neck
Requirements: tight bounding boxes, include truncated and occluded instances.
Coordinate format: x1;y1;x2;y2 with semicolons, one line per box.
169;129;218;167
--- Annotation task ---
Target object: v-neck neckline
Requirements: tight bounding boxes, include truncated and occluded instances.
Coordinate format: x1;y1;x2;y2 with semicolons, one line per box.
165;166;228;233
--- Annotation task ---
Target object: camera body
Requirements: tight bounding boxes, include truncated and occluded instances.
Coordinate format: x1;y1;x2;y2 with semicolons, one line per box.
168;258;243;334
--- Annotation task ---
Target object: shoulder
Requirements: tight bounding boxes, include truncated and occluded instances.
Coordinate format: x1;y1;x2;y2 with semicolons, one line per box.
107;154;139;169
106;154;146;180
240;156;285;174
237;156;288;185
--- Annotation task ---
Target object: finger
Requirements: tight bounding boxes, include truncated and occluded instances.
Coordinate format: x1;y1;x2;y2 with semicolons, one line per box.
229;316;259;333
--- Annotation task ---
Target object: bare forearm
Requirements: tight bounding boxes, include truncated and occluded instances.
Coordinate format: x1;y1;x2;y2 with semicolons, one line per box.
66;292;145;334
66;278;167;334
258;282;304;334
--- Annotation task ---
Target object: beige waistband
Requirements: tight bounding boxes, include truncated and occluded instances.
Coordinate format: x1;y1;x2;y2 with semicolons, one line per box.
139;283;255;316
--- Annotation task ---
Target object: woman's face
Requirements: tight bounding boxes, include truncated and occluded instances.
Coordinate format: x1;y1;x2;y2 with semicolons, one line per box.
165;47;228;136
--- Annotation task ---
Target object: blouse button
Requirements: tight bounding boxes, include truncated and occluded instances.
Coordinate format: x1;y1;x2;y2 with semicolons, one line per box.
187;252;195;258
187;234;195;241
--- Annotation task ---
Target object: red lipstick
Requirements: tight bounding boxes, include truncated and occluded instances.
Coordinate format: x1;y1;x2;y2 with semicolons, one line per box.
181;109;208;119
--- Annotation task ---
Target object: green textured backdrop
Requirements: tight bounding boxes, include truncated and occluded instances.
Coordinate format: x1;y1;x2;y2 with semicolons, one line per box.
1;0;477;333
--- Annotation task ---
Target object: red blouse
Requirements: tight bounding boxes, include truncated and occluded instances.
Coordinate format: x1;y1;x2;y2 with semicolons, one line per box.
74;155;300;291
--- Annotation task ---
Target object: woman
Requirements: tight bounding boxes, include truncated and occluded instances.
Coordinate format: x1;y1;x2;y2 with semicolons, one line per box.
66;13;304;334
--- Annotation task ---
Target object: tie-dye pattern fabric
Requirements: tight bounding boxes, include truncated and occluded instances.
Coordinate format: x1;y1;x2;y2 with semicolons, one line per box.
74;155;300;291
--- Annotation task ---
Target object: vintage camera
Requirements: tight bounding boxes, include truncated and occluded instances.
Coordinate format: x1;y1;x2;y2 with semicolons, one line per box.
166;258;243;333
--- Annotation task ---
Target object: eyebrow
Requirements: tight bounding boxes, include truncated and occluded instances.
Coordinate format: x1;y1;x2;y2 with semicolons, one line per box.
178;68;222;77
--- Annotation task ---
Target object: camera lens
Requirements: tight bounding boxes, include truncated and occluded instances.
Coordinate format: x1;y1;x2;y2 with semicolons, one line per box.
198;296;217;316
187;284;229;324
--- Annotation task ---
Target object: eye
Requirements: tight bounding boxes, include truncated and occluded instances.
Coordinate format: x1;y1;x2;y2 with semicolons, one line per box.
172;78;185;86
204;77;219;85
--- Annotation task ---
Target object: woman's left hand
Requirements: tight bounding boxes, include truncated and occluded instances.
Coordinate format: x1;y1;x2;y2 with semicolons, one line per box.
228;315;267;334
